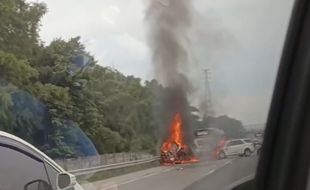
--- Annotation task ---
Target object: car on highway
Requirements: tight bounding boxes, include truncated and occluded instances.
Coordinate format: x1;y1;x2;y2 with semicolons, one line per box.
216;139;255;159
3;0;310;189
0;131;83;190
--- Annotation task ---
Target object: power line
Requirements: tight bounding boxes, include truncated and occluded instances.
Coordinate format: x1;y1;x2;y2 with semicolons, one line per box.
203;68;215;117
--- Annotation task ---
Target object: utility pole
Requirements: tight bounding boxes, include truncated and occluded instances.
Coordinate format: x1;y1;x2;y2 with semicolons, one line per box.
203;69;215;117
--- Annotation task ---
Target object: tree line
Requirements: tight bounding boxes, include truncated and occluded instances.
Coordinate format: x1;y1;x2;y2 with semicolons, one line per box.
0;0;246;158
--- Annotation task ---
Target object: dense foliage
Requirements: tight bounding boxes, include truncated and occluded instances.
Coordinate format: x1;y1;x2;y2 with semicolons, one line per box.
0;0;246;158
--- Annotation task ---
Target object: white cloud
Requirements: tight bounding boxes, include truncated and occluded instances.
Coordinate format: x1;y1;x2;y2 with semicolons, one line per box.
110;5;121;13
33;0;294;124
101;15;115;25
188;0;294;124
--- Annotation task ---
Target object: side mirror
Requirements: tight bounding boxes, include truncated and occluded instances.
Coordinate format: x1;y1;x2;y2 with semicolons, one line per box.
57;172;76;190
24;179;52;190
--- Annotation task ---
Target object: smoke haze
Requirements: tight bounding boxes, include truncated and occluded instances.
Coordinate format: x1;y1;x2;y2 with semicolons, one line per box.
146;0;196;146
146;0;193;91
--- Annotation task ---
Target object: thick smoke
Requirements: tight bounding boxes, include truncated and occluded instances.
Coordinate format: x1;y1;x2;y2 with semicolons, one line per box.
146;0;192;90
146;0;195;146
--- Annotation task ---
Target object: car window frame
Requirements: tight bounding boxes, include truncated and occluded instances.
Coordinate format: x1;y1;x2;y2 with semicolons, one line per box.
226;141;235;147
0;143;42;162
0;143;52;190
252;0;310;190
0;136;44;160
227;140;241;146
227;140;243;147
44;161;61;190
234;140;244;145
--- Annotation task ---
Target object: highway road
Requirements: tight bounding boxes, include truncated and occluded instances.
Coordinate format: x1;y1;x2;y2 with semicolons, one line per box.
82;156;258;190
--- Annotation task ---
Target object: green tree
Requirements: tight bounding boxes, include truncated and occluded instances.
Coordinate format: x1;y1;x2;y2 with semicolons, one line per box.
0;51;39;88
0;85;15;131
208;115;246;138
0;0;202;158
0;0;46;58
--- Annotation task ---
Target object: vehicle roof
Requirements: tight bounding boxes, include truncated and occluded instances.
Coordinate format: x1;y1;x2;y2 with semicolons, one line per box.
230;138;250;140
227;139;251;142
0;131;64;172
228;139;242;141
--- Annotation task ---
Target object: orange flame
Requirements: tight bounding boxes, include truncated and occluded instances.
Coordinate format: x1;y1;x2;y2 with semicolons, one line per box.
161;113;184;151
160;113;199;164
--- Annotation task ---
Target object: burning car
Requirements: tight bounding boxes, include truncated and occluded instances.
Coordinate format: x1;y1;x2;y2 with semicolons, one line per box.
160;113;199;165
212;136;229;159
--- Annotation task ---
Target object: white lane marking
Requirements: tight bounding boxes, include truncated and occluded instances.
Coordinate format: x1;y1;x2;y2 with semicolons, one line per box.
98;183;118;190
222;174;255;190
207;169;216;175
225;159;233;165
211;159;233;170
99;167;175;189
116;167;217;187
98;160;233;190
199;158;234;180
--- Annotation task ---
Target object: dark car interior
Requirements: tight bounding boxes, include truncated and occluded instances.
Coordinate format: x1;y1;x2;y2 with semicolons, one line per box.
234;0;310;189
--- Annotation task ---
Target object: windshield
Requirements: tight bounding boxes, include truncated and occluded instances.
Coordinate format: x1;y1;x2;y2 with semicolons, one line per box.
0;0;295;190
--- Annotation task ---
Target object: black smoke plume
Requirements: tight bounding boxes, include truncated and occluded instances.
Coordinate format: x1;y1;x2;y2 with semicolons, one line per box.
146;0;195;147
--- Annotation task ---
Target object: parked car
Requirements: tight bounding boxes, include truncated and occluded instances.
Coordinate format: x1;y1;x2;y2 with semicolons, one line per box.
216;139;255;159
0;131;83;190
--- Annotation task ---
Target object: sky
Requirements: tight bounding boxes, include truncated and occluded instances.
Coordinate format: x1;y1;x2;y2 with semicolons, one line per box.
30;0;295;125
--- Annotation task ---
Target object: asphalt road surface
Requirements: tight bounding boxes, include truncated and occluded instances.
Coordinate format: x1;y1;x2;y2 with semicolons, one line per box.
82;156;258;190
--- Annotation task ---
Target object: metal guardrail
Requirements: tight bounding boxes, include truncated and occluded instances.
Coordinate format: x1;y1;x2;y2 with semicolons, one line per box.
55;152;154;171
55;153;153;171
69;156;160;176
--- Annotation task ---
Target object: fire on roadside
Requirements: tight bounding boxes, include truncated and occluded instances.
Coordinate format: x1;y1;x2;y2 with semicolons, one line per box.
213;136;228;159
160;113;199;165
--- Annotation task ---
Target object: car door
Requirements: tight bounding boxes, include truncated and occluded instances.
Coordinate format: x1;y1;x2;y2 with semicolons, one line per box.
44;162;61;190
226;140;238;155
224;141;233;155
233;140;245;155
255;1;310;189
0;144;52;190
